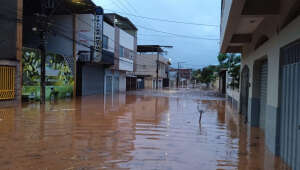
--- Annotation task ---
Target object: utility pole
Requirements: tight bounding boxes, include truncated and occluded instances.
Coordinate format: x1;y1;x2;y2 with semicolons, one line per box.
38;1;48;104
37;0;55;104
156;51;160;89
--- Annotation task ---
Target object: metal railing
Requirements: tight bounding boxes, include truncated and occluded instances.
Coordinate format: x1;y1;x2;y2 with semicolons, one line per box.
0;66;16;100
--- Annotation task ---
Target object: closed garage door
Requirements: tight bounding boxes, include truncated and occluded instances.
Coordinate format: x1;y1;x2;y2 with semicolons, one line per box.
82;65;104;96
259;60;268;130
106;76;112;94
279;40;300;170
113;76;119;93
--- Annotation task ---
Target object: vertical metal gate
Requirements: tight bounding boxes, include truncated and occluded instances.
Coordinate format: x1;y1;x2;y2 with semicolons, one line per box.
0;66;16;100
279;40;300;170
106;76;112;94
81;65;104;96
113;76;119;93
259;61;268;130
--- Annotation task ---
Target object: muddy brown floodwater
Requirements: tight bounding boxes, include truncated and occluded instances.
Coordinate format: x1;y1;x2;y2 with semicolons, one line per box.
0;89;290;170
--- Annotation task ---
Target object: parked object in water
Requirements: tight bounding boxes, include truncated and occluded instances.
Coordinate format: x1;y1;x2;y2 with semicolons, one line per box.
197;103;204;123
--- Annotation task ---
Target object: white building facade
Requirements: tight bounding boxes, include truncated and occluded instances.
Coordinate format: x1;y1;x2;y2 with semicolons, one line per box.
103;14;137;93
220;0;300;168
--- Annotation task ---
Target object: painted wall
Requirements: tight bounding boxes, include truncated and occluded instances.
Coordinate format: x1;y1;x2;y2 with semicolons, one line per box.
103;21;115;53
76;14;94;53
119;29;134;51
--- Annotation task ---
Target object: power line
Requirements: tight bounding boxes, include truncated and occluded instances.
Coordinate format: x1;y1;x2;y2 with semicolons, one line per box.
104;8;219;27
138;33;219;40
137;25;220;41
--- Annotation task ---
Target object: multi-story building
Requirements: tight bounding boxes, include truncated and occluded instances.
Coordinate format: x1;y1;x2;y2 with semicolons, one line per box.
23;0;109;97
220;0;300;168
168;68;192;88
135;45;171;89
103;13;137;93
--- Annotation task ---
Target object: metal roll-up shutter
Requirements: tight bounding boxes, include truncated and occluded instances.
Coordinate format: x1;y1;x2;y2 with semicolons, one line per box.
279;40;300;170
259;60;268;130
82;65;104;96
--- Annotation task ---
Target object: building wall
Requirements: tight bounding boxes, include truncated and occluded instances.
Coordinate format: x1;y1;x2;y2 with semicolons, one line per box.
242;16;300;154
76;14;94;52
144;78;153;89
119;72;126;92
135;54;169;78
0;0;18;60
103;21;115;53
119;29;134;51
48;15;74;57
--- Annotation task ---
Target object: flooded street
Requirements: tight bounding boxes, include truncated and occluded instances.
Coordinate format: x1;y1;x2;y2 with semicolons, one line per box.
0;89;289;170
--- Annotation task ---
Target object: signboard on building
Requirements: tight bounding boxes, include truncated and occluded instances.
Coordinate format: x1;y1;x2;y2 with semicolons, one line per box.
76;7;104;63
93;7;103;62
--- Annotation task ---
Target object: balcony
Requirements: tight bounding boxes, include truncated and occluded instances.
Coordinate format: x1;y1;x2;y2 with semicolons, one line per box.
78;49;114;65
220;0;279;53
102;49;114;65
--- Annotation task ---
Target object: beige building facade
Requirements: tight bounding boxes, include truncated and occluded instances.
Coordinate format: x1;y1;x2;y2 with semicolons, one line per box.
135;53;169;89
221;0;300;168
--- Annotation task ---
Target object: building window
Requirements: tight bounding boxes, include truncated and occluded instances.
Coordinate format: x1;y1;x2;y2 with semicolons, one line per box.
120;46;124;58
103;35;109;49
130;51;134;59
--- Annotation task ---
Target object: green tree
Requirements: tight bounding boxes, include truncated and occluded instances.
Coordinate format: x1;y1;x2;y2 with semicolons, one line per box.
217;53;241;89
192;65;217;87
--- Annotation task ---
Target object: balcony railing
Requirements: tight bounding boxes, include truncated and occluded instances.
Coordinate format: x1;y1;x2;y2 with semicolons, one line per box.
78;49;114;65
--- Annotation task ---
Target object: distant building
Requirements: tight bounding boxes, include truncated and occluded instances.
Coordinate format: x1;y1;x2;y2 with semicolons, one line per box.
168;68;192;88
135;45;171;89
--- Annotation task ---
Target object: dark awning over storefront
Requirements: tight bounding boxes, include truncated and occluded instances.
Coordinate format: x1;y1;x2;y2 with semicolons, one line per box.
24;0;100;16
137;45;164;53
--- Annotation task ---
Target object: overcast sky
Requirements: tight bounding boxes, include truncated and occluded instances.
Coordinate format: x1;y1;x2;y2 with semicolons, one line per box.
93;0;221;69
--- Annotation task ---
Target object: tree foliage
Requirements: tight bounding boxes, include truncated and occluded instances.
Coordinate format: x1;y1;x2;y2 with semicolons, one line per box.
217;53;241;89
192;65;217;87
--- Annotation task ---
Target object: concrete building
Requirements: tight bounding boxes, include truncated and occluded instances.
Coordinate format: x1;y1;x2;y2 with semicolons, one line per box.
168;69;178;88
169;68;193;88
135;45;171;89
76;7;114;96
220;0;300;168
0;0;23;106
22;0;110;97
103;14;137;93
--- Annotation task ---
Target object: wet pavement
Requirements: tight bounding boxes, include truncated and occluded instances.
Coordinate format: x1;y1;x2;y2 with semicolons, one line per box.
0;89;290;170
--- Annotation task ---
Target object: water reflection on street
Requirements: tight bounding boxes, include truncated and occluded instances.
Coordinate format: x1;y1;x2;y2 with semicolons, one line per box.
0;89;289;170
